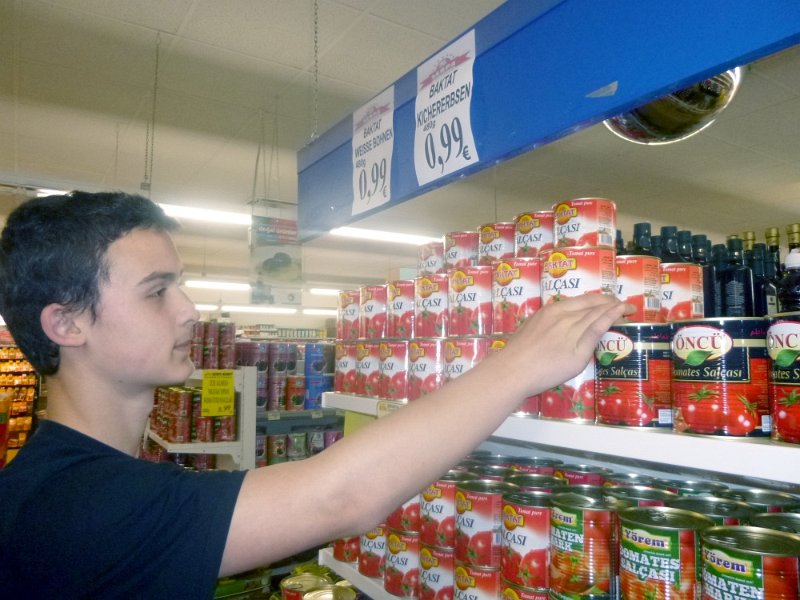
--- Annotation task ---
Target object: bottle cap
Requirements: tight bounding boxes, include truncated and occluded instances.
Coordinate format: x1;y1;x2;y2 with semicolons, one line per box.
765;227;780;243
660;225;678;237
786;248;800;269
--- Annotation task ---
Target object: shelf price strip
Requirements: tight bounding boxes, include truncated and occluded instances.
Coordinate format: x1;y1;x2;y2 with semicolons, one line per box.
201;369;236;417
414;29;479;186
351;85;395;216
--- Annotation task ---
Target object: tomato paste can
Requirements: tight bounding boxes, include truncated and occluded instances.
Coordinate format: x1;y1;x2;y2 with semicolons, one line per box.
767;313;800;444
285;375;305;410
603;473;656;488
337;290;360;340
540;246;616;304
420;545;455;600
500;580;549;600
605;485;678;507
449;265;494;336
539;359;597;422
359;283;388;339
595;323;673;427
750;513;800;535
487;336;539;416
445;230;480;269
379;339;410;400
444;336;489;383
332;536;360;562
549;492;631;600
407;338;445;401
384;529;421;597
553;198;616;249
415;273;449;338
616;254;663;323
454;562;501;600
386;493;421;533
478;222;516;266
618;506;715;600
700;526;800;600
715;488;800;513
666;496;759;526
467;465;515;482
492;256;542;335
514;210;554;258
553;464;614;487
660;263;705;322
419;240;446;276
421;471;479;549
455;479;520;568
671;317;770;436
213;415;236;442
501;491;552;590
334;341;358;394
387;279;416;339
653;479;729;497
358;524;387;578
505;473;563;493
355;340;381;397
303;586;356;600
281;573;332;600
508;457;563;476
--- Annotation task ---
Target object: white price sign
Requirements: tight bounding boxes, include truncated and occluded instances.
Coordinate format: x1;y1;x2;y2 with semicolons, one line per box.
351;86;394;216
414;29;479;186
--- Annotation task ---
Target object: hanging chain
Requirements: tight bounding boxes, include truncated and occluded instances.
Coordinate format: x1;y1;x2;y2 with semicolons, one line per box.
311;0;320;141
267;96;279;200
143;33;161;193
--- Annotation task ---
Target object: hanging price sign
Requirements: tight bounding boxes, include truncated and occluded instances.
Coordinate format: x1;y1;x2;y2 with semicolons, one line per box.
351;86;394;216
201;369;236;417
414;29;479;187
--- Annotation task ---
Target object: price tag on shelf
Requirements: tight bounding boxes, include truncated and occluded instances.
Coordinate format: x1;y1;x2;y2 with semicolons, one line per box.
200;370;236;417
376;399;406;418
311;410;324;419
266;411;281;421
414;29;479;187
351;86;395;216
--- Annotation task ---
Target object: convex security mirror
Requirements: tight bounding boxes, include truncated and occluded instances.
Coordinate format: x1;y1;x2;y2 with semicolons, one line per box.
604;67;743;145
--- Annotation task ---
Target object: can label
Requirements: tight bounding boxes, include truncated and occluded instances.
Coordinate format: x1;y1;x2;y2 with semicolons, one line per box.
355;341;381;397
514;210;554;258
453;562;501;600
421;476;468;549
492;257;541;335
444;336;489;382
287;431;307;460
449;265;494;336
445;230;480;269
332;536;360;562
385;530;421;597
595;324;673;427
420;545;455;600
553;198;616;249
660;263;704;322
540;360;596;421
767;315;800;444
359;525;387;578
553;465;612;487
500;581;549;600
478;222;516;265
415;274;449;338
408;338;445;401
671;319;770;436
379;339;410;400
281;573;330;600
541;247;616;304
616;255;662;323
359;284;388;339
337;290;360;340
285;375;305;410
267;434;287;464
501;494;551;589
455;481;518;568
334;341;358;394
419;241;446;275
387;279;416;338
387;494;421;533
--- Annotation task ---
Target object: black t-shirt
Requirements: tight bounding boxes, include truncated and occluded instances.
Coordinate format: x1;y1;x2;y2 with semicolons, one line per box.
0;420;246;599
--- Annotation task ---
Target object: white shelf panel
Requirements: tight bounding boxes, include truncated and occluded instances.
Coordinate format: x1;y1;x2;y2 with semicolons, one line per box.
321;392;405;417
318;548;394;600
323;393;800;486
147;430;241;460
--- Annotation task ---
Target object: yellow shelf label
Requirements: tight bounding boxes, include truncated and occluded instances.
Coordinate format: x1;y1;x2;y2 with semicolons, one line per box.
201;370;236;417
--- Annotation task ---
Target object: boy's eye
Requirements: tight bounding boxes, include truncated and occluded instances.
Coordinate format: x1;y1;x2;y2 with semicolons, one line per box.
151;287;167;298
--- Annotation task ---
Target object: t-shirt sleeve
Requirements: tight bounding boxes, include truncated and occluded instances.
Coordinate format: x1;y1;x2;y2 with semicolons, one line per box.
14;457;246;599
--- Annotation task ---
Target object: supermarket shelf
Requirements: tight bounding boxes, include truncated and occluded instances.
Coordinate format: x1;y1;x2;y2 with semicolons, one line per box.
323;392;800;486
321;392;406;417
318;548;393;600
147;430;242;462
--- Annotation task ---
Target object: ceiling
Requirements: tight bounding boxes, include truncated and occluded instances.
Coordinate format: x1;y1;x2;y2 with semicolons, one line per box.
2;1;800;311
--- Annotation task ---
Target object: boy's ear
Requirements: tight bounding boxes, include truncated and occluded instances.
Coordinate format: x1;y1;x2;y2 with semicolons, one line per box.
40;304;86;347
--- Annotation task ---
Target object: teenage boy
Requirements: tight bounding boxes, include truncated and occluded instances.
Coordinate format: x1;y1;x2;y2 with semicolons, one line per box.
0;191;630;598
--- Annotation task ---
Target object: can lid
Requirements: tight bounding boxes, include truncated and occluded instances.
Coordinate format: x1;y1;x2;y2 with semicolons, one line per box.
702;525;800;556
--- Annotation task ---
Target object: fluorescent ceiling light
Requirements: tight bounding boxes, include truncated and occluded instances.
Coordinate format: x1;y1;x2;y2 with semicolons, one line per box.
195;303;220;312
186;279;251;291
302;308;338;316
309;287;341;296
36;188;70;197
329;226;439;245
159;203;251;226
221;305;297;315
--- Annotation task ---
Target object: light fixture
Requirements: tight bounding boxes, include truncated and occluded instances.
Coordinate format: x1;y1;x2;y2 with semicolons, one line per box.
329;226;439;245
185;279;251;291
36;188;70;197
302;308;338;316
221;305;298;315
308;287;341;296
194;303;220;312
159;203;251;226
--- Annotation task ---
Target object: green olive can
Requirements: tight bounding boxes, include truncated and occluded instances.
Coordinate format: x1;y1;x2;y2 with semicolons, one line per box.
618;506;714;600
700;525;800;599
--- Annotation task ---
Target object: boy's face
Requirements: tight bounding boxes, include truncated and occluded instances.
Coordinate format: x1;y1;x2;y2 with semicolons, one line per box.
79;227;199;392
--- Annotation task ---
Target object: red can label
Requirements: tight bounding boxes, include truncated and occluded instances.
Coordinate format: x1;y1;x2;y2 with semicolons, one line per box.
541;247;616;304
387;279;416;338
478;222;516;266
767;316;800;444
553;197;616;249
359;525;387;578
332;535;360;562
421;477;465;549
455;481;518;568
285;375;306;411
420;545;455;600
408;338;445;401
501;495;551;589
355;341;381;397
500;582;549;600
387;494;421;534
359;284;388;339
553;464;612;486
444;336;489;383
415;274;449;338
449;265;493;336
616;255;663;324
514;210;554;258
419;241;446;275
660;263;704;322
385;530;421;597
379;339;410;400
337;290;360;340
454;562;501;600
334;341;358;394
445;230;480;269
539;360;596;421
492;257;541;334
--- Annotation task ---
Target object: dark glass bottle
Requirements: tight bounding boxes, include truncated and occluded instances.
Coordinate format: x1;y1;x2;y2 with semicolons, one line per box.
718;237;755;317
711;243;728;318
777;248;800;313
659;226;683;263
765;226;782;279
630;222;655;255
692;234;717;317
677;230;694;262
751;243;778;316
615;229;626;254
650;235;662;260
741;230;756;252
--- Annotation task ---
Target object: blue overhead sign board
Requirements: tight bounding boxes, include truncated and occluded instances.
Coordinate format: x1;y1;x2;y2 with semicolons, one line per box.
297;0;800;242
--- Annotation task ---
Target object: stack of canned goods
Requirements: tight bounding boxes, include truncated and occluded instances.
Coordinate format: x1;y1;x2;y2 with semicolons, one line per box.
255;426;343;467
190;320;237;370
149;384;236;444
